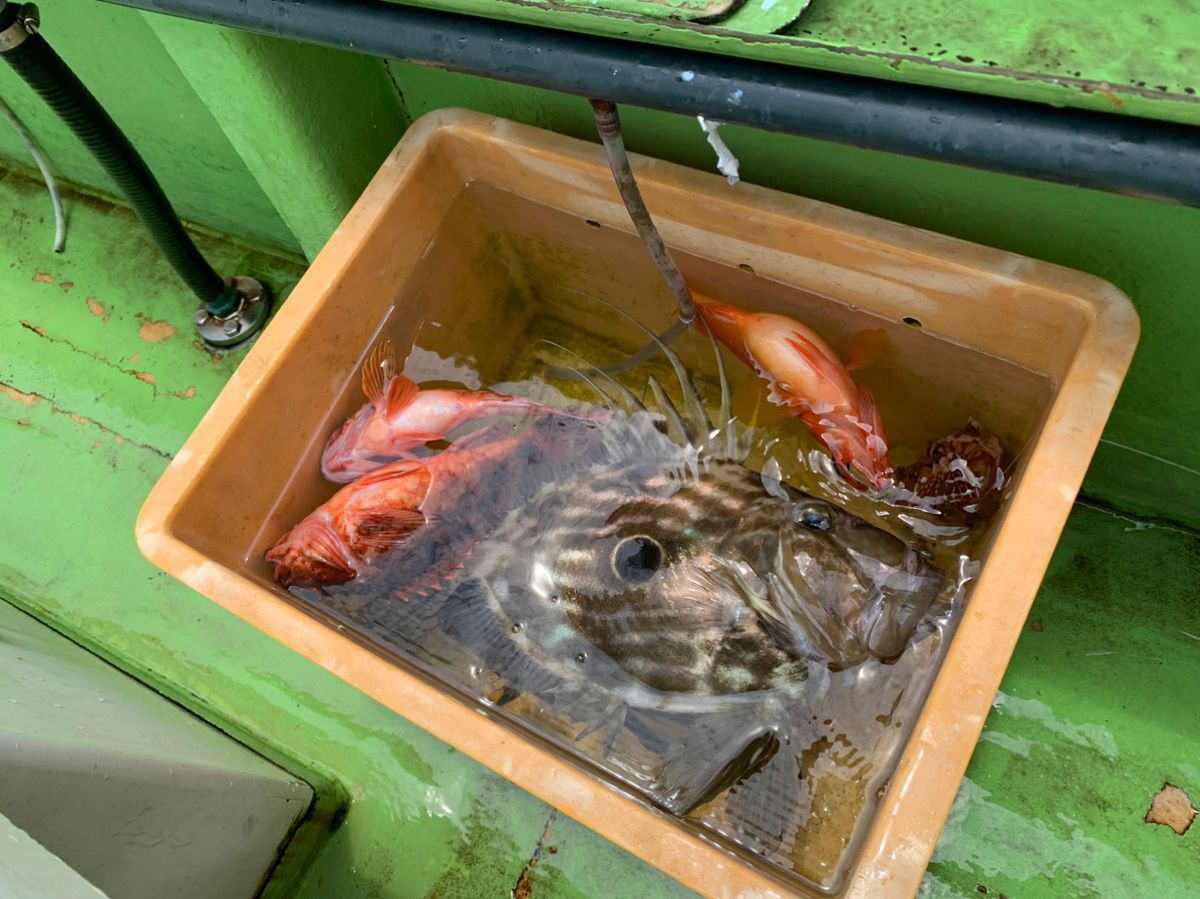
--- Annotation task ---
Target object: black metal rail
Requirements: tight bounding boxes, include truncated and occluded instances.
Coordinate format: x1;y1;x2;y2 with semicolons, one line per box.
102;0;1200;206
0;0;232;305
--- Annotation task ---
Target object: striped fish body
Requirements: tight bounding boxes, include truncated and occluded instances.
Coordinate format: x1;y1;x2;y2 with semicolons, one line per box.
464;455;944;708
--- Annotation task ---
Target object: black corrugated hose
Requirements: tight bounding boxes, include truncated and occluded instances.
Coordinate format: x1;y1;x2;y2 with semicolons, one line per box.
0;2;239;314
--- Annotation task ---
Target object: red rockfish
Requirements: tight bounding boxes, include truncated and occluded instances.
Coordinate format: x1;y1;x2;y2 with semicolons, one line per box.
696;300;893;489
270;417;605;589
266;459;431;587
322;339;580;483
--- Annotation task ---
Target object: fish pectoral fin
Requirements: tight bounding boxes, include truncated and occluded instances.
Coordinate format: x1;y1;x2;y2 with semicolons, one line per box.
382;372;420;417
659;718;782;816
855;384;890;450
844;328;886;372
763;571;868;670
784;333;847;388
349;508;426;551
362;338;420;414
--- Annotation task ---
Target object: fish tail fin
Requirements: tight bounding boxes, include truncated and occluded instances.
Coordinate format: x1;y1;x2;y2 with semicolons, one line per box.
694;300;753;363
321;403;377;482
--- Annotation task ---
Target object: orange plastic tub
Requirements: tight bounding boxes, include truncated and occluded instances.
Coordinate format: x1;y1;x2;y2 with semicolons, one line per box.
137;110;1138;897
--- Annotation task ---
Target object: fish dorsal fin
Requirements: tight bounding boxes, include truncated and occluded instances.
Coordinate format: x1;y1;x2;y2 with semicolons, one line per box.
362;339;419;415
354;459;433;499
844;329;886;372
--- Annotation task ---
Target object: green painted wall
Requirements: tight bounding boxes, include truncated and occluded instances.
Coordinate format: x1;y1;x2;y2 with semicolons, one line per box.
0;0;408;258
142;15;409;260
0;1;296;251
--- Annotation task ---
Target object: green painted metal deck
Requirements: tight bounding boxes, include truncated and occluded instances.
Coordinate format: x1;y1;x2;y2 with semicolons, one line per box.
1;164;1197;897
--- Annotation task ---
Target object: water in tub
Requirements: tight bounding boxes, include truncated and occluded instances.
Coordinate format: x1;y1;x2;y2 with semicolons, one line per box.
258;185;1053;891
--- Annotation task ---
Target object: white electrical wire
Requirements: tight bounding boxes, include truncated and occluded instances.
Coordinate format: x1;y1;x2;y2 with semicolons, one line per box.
0;96;66;252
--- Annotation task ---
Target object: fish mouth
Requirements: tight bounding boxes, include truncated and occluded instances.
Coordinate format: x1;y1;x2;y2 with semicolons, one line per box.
709;513;943;670
266;517;358;588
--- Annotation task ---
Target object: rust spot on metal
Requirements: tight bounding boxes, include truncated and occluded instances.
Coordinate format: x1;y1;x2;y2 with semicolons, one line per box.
1145;783;1196;835
1093;83;1125;108
193;340;224;364
138;319;177;343
86;297;110;322
513;811;558;899
0;383;40;408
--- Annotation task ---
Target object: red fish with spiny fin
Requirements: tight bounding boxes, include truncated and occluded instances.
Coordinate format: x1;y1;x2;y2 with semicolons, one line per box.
266;459;432;587
321;339;588;483
695;300;893;489
270;416;607;590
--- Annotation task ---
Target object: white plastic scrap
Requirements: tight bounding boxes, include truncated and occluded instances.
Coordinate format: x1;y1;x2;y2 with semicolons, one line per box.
697;116;740;185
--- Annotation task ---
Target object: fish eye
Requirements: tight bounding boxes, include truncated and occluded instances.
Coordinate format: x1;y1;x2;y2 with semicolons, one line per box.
612;536;664;583
797;504;833;531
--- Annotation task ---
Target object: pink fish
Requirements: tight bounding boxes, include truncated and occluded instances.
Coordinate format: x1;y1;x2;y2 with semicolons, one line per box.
321;339;578;483
696;300;893;489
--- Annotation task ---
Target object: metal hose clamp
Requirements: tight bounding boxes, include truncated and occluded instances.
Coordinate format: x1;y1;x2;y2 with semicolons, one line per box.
0;3;39;51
